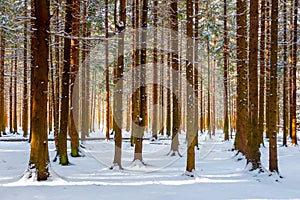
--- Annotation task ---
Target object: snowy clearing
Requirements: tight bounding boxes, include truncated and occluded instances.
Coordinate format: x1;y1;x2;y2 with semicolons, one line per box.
0;131;300;200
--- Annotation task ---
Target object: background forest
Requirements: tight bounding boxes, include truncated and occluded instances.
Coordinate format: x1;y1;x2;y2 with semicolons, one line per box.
0;0;299;183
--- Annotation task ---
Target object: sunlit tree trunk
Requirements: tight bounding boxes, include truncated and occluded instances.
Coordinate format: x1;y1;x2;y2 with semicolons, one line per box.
29;0;50;181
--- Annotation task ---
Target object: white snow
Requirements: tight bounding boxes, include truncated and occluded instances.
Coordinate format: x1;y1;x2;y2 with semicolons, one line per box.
0;130;300;199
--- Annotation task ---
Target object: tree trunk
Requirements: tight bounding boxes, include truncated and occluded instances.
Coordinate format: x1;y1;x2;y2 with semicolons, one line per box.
259;0;266;145
247;0;261;170
134;0;148;163
0;29;5;136
105;0;110;140
265;0;271;139
29;0;50;181
186;0;196;173
291;0;298;146
112;0;126;168
170;0;180;155
22;0;29;137
152;0;159;139
69;0;80;157
282;0;288;147
235;0;247;154
13;48;18;134
59;0;73;165
269;0;279;172
223;0;229;141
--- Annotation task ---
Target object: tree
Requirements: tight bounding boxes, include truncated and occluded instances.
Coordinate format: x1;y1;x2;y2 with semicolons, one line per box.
134;0;148;163
223;0;229;141
105;0;110;141
28;0;50;181
282;0;288;146
290;0;298;146
269;0;279;173
247;0;261;170
58;0;73;165
152;0;159;140
259;0;266;145
69;0;80;157
186;0;196;173
0;29;5;136
112;0;126;168
235;0;247;154
22;0;29;137
169;0;181;156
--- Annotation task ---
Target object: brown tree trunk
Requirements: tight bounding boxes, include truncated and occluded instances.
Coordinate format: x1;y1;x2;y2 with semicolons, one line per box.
265;0;271;139
259;0;266;145
13;48;18;134
29;0;50;181
235;0;247;154
59;0;73;165
22;0;29;137
194;0;199;147
112;0;126;168
0;29;5;136
223;0;229;141
152;0;159;139
134;0;148;163
186;0;196;173
69;0;80;157
53;0;60;150
169;0;180;155
247;0;261;170
282;0;288;147
9;61;13;133
105;0;110;140
269;0;279;172
291;0;298;146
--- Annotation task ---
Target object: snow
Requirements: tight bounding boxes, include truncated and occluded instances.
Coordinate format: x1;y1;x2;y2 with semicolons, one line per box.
0;131;300;199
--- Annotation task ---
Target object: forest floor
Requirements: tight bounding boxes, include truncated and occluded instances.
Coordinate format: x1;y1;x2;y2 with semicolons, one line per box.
0;130;300;199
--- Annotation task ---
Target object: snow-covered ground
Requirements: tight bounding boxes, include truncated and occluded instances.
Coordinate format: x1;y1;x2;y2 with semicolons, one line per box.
0;130;300;200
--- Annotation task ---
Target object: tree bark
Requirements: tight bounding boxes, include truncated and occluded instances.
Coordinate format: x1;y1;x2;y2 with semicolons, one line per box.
59;0;73;165
112;0;126;168
186;0;196;173
22;0;29;137
29;0;50;181
247;0;261;170
0;29;5;136
235;0;247;154
291;0;298;146
259;0;266;145
269;0;279;172
223;0;229;141
69;0;80;157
